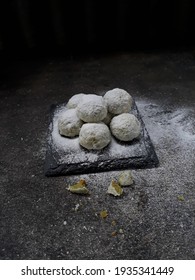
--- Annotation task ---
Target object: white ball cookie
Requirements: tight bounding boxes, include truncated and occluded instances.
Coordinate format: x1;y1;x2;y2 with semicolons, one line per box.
79;123;111;150
104;88;132;115
66;93;85;109
58;108;83;137
110;113;141;141
77;94;107;123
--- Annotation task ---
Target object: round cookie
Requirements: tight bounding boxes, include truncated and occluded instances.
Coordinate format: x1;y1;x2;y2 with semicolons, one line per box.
110;113;141;141
58;108;83;137
77;94;107;123
104;88;132;115
66;93;85;109
79;123;111;150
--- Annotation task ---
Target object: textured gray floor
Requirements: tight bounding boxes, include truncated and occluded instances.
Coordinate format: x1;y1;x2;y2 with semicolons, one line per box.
0;51;195;259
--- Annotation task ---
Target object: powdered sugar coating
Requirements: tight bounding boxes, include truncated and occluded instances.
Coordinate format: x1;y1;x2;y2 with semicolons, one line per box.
104;88;133;115
58;108;84;137
77;94;107;123
110;113;141;141
79;123;111;150
67;93;86;109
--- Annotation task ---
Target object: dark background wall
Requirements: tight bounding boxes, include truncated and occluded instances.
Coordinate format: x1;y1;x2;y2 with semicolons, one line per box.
0;0;195;57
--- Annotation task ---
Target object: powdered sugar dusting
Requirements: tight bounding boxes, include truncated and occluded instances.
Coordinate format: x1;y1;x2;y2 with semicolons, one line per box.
109;137;143;158
132;99;195;191
136;100;195;145
48;97;194;187
63;99;195;201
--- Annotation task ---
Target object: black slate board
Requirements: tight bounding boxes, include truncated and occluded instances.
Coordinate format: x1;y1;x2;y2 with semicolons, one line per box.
45;101;159;176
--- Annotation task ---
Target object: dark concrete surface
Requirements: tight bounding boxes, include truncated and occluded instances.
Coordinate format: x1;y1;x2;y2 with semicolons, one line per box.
0;51;195;259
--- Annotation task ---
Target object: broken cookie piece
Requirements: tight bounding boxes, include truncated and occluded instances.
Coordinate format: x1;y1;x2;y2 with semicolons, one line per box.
100;210;108;219
118;170;134;186
107;180;123;196
67;179;89;194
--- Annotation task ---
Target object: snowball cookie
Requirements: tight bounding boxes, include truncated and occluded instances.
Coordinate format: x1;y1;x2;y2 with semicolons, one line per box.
77;94;107;123
66;93;85;109
104;88;133;115
79;123;111;150
110;113;141;141
58;108;84;137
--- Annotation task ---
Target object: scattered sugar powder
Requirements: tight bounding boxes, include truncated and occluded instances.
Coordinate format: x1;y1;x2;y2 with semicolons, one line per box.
136;100;195;145
48;97;195;206
132;99;195;192
43;98;195;231
62;99;195;208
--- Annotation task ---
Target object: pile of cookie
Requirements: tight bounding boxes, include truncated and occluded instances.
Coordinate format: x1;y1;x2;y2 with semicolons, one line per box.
58;88;141;150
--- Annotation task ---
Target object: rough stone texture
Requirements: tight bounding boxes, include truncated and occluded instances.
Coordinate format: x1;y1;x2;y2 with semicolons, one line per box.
0;51;195;260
